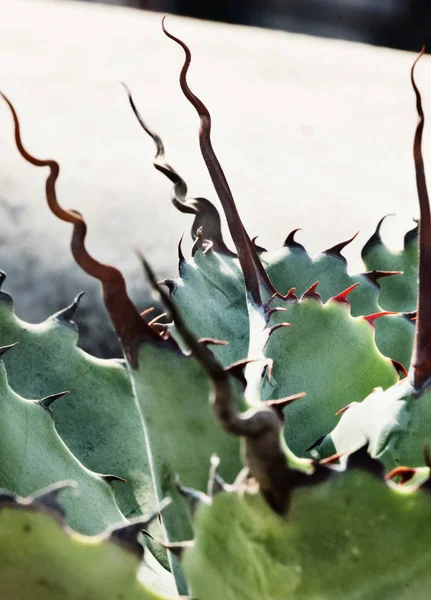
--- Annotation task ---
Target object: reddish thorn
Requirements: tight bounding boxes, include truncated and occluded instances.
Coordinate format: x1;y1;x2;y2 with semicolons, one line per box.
322;232;359;262
363;311;396;327
329;282;360;305
148;312;167;326
285;287;298;301
267;322;291;337
391;359;408;378
199;337;229;347
318;451;346;465
300;281;321;302
141;307;155;318
284;228;305;251
335;403;353;416
386;466;417;484
265;392;306;421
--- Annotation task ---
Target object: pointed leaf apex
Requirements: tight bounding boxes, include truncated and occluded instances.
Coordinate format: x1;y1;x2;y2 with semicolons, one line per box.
329;282;360;305
300;281;321;302
322;231;359;262
284;228;305;251
363;311;396;327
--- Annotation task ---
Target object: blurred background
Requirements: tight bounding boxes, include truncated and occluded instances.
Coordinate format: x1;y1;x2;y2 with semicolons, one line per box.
80;0;430;51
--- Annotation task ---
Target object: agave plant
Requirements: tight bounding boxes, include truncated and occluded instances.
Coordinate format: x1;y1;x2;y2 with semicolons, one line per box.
1;19;431;599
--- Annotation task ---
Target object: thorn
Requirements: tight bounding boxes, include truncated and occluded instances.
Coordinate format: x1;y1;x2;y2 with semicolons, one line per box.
52;292;85;324
306;436;325;453
262;358;274;382
110;498;171;558
141;307;155;318
0;271;5;289
386;466;417;484
161;540;194;558
265;392;306;421
159;279;177;294
284;228;305;251
148;313;167;326
175;476;209;516
335;403;353;416
178;233;186;271
38;391;69;415
0;342;18;358
329;282;360;305
322;232;358;263
403;311;417;323
101;474;127;485
32;480;77;519
267;322;291;337
283;287;298;301
252;236;267;253
224;358;256;387
318;451;346;465
404;220;419;248
361;215;395;257
363;311;396;327
300;281;321;302
391;359;408;378
198;337;229;347
362;270;403;288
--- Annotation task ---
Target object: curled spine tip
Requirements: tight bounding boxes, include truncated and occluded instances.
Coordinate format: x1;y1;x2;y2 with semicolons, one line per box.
404;220;419;248
124;83;233;256
0;342;18;358
141;247;293;514
329;282;360;305
361;214;395;257
267;322;291;339
1;92;157;367
410;47;431;389
322;231;359;262
300;281;321;301
284;228;305;251
162;19;276;306
391;359;408;378
363;311;396;327
362;270;403;288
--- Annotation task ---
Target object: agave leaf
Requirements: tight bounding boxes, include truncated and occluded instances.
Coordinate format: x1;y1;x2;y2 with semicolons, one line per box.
0;486;177;599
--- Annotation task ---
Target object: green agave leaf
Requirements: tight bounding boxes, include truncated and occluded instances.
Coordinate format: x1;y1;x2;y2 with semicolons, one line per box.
0;353;124;534
247;291;399;456
0;486;177;599
183;456;431;600
0;282;155;524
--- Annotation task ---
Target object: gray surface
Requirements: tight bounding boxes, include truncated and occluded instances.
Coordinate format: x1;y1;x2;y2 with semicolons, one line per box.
0;0;428;356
